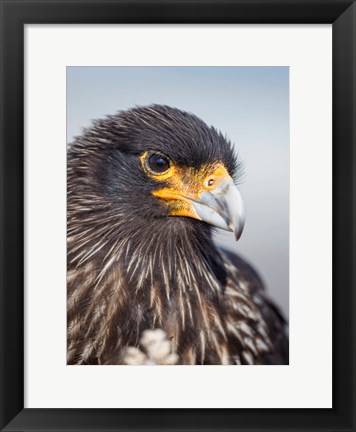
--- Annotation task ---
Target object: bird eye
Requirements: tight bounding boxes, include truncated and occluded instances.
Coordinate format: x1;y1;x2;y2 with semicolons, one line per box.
146;153;170;174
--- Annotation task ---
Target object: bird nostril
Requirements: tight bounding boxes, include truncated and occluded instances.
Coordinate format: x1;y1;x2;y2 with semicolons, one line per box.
205;177;216;189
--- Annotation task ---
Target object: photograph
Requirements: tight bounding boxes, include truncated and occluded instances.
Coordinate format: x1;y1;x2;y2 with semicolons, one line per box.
66;66;289;365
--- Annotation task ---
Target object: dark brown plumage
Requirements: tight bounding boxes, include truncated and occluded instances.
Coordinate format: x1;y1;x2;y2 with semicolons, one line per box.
67;104;288;365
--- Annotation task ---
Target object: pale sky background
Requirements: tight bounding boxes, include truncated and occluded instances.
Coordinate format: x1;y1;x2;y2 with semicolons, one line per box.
67;66;289;317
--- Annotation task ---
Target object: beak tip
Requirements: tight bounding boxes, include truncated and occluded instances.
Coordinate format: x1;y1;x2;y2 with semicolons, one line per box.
230;218;245;242
233;226;243;241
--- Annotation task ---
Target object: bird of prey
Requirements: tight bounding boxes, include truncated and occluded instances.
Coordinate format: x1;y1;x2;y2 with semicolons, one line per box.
67;104;288;365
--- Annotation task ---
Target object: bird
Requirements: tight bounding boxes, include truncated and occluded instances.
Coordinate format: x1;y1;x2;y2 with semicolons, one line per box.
67;104;288;365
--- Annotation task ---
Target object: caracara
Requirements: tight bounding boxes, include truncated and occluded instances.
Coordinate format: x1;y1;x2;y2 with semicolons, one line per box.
67;104;288;365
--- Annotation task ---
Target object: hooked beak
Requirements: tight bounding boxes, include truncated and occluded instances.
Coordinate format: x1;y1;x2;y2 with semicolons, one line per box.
152;165;245;241
190;179;245;240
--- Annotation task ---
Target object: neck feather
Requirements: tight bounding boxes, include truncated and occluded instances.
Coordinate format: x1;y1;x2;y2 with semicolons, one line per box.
67;213;228;364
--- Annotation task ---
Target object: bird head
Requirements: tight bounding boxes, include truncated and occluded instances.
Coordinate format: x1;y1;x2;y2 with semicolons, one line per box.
69;105;245;241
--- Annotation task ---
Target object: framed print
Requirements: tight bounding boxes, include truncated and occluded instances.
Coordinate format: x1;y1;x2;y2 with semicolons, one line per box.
0;0;355;431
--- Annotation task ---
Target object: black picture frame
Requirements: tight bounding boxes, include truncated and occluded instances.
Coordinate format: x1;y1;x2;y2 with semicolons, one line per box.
1;0;355;431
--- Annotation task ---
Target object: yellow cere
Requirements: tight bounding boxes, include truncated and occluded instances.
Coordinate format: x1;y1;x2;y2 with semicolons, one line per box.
140;151;232;221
